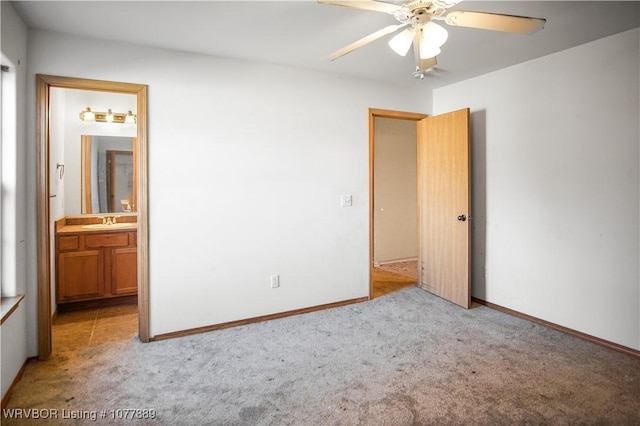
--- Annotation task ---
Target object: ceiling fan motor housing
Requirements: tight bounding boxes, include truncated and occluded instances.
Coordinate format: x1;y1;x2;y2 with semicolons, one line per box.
395;0;455;25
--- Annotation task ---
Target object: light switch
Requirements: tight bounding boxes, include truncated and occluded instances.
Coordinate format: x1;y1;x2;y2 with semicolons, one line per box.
341;195;353;207
270;274;280;289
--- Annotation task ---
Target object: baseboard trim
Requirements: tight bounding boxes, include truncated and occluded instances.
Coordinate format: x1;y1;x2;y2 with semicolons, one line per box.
151;296;370;342
1;356;36;410
472;297;640;359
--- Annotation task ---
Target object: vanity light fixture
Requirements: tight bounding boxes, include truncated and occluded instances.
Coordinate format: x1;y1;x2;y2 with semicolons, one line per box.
79;107;95;121
125;110;136;124
79;106;137;124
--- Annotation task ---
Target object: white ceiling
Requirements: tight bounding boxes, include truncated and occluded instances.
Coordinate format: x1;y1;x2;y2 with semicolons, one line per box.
11;1;640;88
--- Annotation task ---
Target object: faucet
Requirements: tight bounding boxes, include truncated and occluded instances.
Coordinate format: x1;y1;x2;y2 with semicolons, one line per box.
101;216;118;225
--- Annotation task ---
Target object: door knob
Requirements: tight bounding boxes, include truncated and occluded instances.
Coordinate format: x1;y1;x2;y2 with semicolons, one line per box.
457;215;467;222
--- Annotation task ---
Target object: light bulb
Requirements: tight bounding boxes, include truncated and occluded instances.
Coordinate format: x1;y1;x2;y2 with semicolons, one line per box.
422;22;448;48
388;28;414;57
80;107;95;122
106;109;114;123
125;111;136;124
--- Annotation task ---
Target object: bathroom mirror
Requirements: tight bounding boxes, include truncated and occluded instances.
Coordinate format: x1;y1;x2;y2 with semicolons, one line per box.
81;135;137;214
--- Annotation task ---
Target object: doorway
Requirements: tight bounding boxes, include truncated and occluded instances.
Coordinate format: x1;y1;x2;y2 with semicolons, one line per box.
369;107;471;307
369;109;427;298
36;75;149;360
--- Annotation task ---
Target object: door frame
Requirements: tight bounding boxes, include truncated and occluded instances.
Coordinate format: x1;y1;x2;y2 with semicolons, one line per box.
368;108;427;298
36;75;150;360
106;149;134;212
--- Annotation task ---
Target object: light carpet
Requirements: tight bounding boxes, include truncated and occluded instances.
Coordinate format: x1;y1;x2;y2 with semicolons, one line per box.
4;287;640;425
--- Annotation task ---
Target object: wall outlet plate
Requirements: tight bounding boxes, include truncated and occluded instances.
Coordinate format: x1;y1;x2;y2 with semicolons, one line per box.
341;195;353;207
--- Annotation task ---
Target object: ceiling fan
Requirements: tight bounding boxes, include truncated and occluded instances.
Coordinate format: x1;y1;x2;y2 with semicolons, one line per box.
319;0;546;79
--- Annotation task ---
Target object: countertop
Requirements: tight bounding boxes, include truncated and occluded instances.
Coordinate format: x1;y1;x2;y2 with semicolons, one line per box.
55;215;138;235
56;222;138;235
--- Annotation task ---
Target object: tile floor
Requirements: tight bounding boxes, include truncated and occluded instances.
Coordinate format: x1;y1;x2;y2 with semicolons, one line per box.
52;303;138;352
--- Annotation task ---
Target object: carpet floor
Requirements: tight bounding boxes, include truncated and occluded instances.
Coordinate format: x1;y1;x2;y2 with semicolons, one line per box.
3;287;639;425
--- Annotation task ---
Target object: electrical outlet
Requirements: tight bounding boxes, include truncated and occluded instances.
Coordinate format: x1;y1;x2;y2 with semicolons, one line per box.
270;274;280;289
341;195;353;207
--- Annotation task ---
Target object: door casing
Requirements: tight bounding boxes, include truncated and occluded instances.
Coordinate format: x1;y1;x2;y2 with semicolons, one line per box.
36;75;150;360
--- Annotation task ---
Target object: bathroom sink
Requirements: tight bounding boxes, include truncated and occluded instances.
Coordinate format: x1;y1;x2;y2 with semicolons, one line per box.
82;223;136;229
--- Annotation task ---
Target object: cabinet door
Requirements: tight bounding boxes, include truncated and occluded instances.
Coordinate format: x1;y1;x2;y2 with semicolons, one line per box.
57;250;104;302
112;248;138;295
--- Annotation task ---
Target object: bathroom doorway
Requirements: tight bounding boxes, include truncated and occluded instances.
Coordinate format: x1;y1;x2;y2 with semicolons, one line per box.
36;75;149;360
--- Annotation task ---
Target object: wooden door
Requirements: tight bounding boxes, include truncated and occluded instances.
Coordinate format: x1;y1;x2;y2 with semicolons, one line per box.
418;108;471;308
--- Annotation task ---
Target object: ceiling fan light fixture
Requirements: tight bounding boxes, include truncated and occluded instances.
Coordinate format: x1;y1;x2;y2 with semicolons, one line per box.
388;28;414;56
419;42;441;59
422;22;448;48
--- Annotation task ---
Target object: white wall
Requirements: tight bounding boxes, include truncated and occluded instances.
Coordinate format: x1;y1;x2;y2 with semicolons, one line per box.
1;0;29;400
373;117;418;263
25;30;429;340
1;302;27;399
433;28;640;350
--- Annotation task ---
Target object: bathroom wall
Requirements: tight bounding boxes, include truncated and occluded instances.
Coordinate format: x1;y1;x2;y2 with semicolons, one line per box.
55;88;136;217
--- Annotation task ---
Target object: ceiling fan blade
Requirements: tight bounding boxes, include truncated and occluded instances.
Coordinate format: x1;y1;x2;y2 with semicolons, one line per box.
445;10;546;34
318;0;403;15
413;31;438;72
329;23;408;61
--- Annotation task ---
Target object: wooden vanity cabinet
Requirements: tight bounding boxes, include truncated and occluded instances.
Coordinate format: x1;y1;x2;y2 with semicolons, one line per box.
56;230;137;304
112;248;137;295
57;249;104;301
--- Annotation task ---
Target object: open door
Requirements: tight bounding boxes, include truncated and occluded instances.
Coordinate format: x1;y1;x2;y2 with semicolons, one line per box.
418;108;471;308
